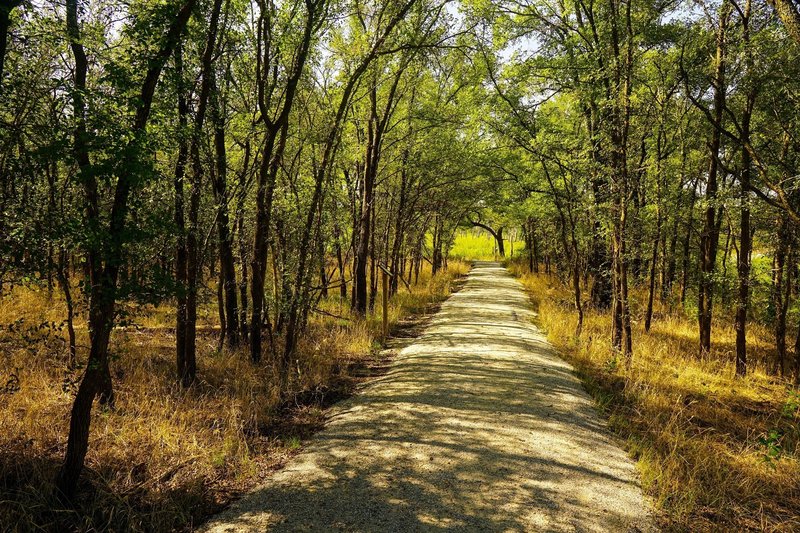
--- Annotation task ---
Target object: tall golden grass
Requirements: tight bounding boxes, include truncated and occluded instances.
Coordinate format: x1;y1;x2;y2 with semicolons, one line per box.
508;262;800;531
0;260;469;531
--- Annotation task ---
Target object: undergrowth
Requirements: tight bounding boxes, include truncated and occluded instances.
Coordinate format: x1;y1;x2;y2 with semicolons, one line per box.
0;261;468;532
508;261;800;532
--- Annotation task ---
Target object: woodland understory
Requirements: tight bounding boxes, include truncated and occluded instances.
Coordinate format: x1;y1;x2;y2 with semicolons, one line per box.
1;0;800;530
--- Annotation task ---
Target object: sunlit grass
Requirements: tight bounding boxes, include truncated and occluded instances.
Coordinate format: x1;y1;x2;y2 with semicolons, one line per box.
448;229;525;261
508;261;800;531
0;260;469;531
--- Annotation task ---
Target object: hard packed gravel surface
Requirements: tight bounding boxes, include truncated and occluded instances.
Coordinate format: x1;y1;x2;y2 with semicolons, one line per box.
202;262;654;532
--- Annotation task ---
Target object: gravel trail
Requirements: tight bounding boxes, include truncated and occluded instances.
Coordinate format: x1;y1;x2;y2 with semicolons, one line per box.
202;262;654;532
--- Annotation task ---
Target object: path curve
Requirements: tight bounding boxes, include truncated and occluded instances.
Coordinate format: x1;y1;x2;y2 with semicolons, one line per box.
203;262;653;532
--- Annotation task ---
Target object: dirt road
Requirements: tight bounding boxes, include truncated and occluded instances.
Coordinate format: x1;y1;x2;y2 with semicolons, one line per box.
203;262;653;532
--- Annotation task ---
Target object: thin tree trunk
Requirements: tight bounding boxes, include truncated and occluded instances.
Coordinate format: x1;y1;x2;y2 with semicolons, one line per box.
735;1;755;377
183;0;223;382
217;267;226;350
389;157;408;296
235;141;251;342
251;124;284;362
645;218;660;332
583;102;613;309
56;251;77;369
369;196;378;310
680;175;699;306
774;218;790;375
698;0;730;356
334;218;347;299
174;43;190;384
663;190;683;301
210;72;239;347
543;160;583;335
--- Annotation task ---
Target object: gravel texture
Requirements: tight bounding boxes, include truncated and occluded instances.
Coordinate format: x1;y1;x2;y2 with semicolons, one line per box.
202;262;654;532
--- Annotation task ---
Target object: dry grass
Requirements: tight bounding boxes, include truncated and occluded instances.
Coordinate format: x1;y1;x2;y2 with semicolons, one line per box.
507;262;800;532
0;261;469;532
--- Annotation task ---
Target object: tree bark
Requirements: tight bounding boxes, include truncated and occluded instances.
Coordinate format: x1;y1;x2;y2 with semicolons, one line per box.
698;0;730;356
774;216;790;375
173;42;190;385
235;141;251;342
645;220;660;332
56;250;77;369
389;152;408;296
470;221;505;257
210;71;239;348
680;175;700;306
334;217;347;299
183;0;223;383
735;0;754;377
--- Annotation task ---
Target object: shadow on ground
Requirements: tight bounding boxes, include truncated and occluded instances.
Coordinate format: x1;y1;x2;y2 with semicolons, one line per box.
203;262;653;532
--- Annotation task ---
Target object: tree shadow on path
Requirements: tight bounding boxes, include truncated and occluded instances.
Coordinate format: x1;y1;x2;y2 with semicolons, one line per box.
203;262;653;533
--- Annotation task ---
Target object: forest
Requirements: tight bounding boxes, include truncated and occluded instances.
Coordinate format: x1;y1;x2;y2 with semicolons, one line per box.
1;0;800;530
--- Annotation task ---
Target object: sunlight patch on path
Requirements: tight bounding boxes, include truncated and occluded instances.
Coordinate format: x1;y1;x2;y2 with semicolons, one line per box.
202;262;654;532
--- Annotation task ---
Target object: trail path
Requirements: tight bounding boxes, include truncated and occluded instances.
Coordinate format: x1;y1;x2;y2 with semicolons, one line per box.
203;262;653;532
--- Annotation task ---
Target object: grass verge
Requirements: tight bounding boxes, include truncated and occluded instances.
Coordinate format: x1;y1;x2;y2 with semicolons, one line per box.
508;262;800;532
0;261;469;532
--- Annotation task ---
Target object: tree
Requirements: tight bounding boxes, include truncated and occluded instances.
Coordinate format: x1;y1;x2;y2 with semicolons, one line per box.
55;0;197;500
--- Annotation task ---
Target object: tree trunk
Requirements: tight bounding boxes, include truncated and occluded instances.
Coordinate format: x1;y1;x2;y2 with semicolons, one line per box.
646;122;666;331
183;0;223;381
586;122;613;308
369;197;378;311
432;216;444;275
470;221;505;258
173;43;190;384
542;159;583;336
795;292;800;384
774;217;790;375
680;176;699;306
766;0;800;45
217;268;226;349
334;218;347;299
210;73;239;348
250;0;318;362
663;191;683;301
353;162;372;315
735;2;755;377
54;295;115;498
389;158;408;296
56;250;77;369
698;0;730;356
250;125;284;362
496;227;505;258
645;217;660;332
56;0;196;499
524;220;535;273
235;141;251;342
